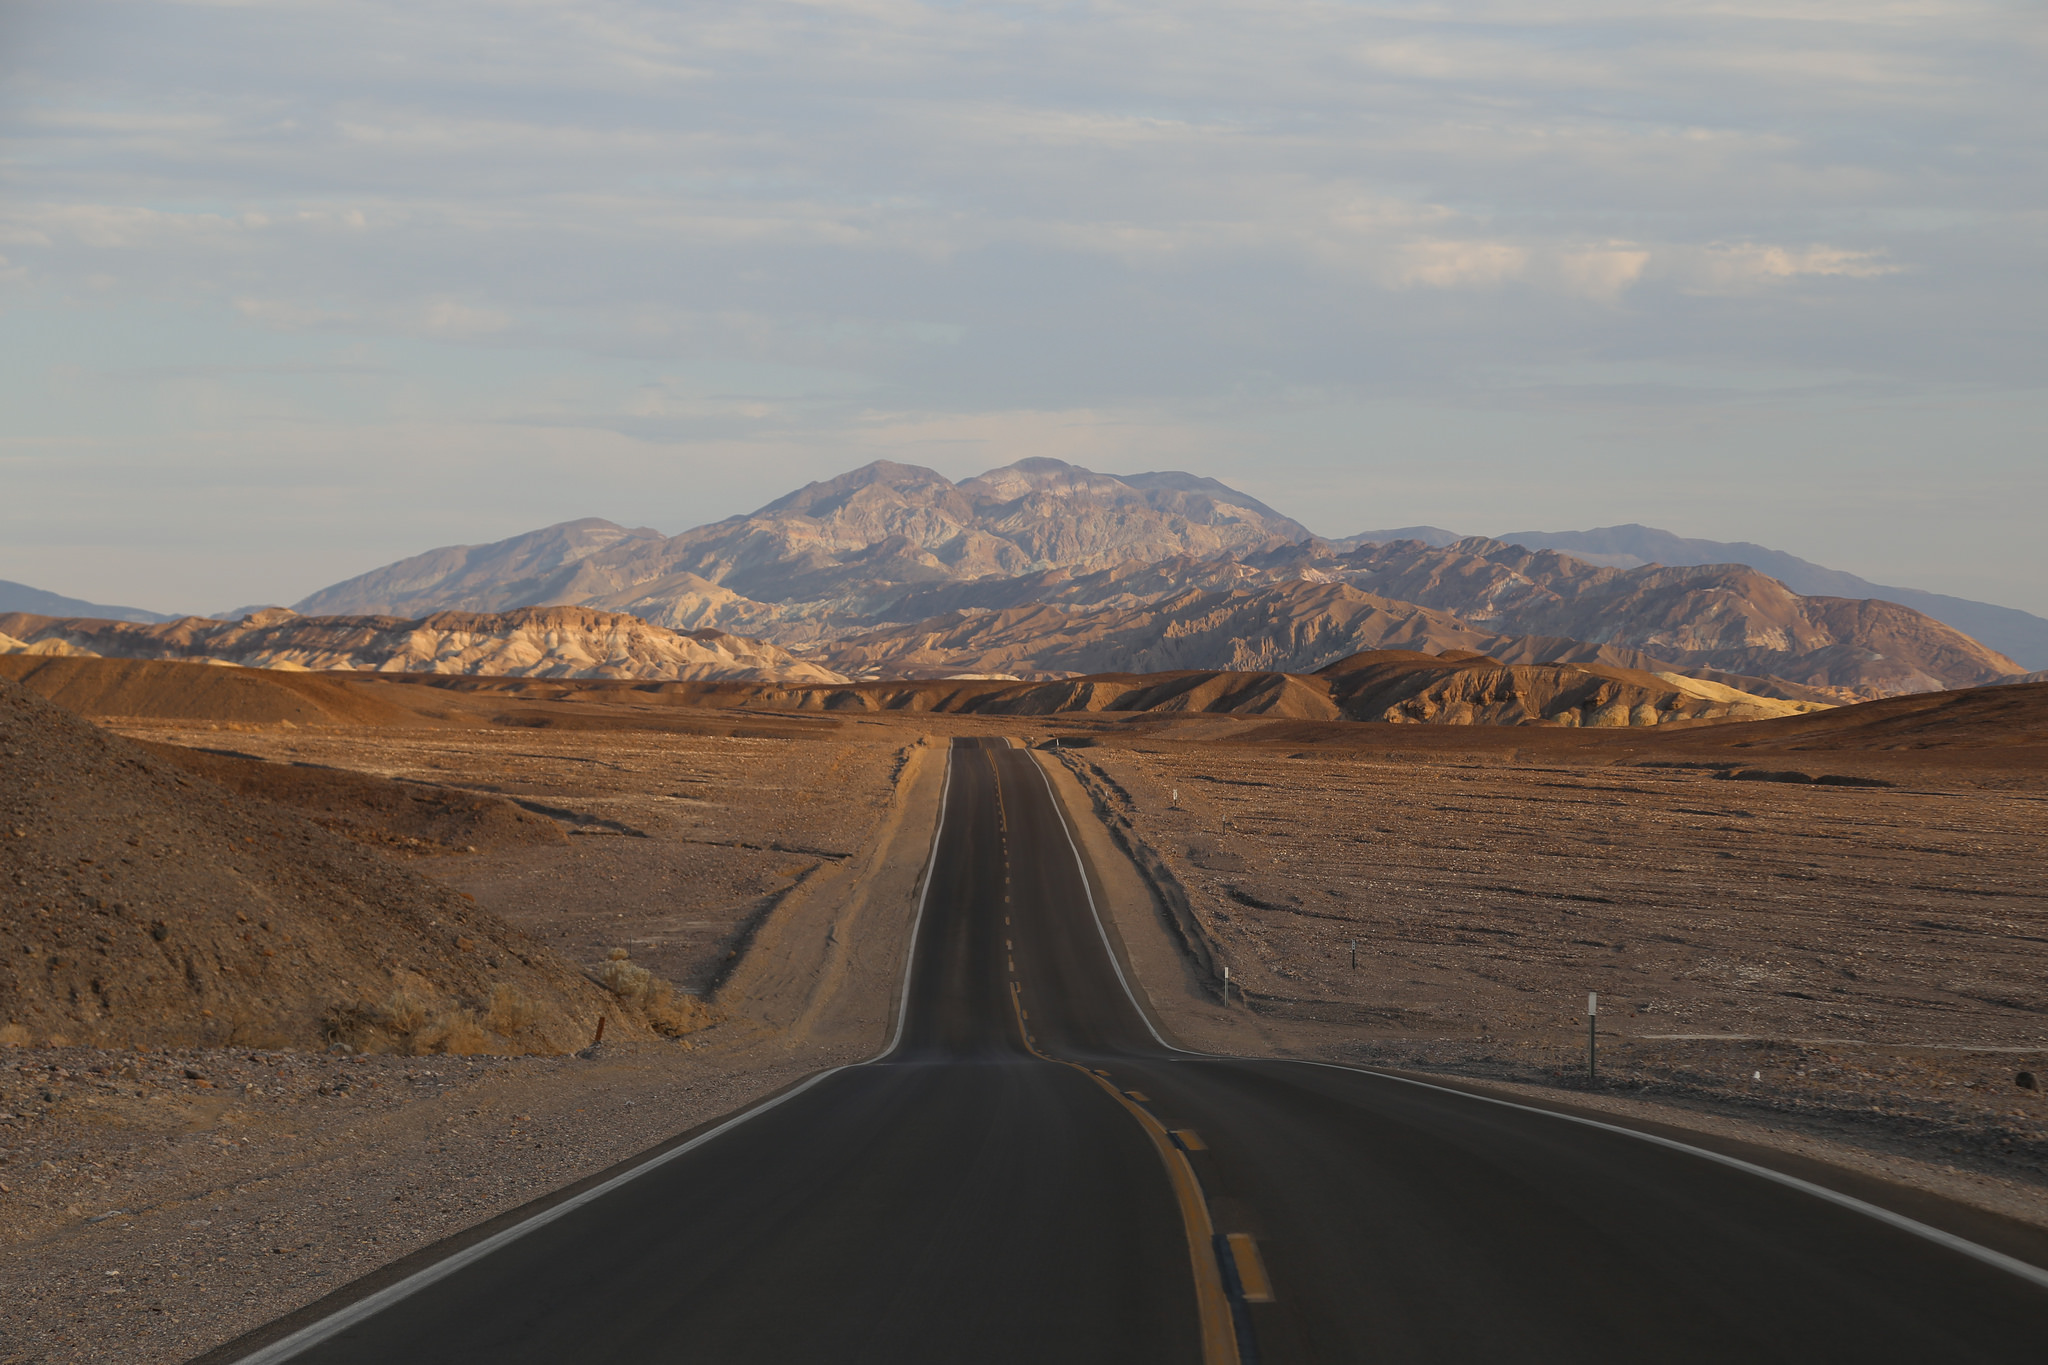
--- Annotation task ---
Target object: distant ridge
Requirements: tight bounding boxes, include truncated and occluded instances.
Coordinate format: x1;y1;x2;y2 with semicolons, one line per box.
1493;525;2048;670
1327;526;1464;550
0;578;177;625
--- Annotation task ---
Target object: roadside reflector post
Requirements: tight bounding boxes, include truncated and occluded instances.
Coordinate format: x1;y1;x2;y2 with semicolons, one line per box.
1350;939;1357;970
1222;965;1230;1008
1586;992;1598;1082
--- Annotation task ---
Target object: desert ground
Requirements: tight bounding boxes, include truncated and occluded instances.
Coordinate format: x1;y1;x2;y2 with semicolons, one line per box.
1052;732;2048;1169
0;671;943;1363
4;661;2047;1361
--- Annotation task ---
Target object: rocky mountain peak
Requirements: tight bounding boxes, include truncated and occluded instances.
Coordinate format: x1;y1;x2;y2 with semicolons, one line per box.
754;461;968;521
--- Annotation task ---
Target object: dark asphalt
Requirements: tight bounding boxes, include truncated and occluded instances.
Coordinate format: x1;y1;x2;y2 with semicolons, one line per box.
240;737;2048;1364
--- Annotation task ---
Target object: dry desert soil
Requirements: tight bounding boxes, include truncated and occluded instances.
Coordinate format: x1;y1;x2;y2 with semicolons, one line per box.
3;660;2047;1362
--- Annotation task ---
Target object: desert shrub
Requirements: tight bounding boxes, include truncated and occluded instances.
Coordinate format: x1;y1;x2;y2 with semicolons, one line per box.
379;989;432;1047
598;956;657;1003
484;982;535;1036
321;1002;377;1050
421;1008;491;1055
597;952;720;1038
644;991;720;1039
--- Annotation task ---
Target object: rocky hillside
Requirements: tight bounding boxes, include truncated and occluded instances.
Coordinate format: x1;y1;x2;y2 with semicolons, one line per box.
1487;523;2048;671
294;459;1308;629
812;580;1866;702
1305;538;2021;698
860;538;2018;696
677;650;1819;727
0;677;641;1053
817;581;1506;680
0;606;845;683
291;517;669;621
872;538;2017;697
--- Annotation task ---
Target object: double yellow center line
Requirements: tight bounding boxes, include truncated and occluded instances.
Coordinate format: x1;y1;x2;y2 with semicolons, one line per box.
1006;984;1249;1365
990;738;1265;1364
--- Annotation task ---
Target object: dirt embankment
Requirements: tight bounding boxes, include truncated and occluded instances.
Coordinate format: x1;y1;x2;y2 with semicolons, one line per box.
0;677;643;1057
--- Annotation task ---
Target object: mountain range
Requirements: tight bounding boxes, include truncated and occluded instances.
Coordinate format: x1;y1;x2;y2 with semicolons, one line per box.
6;458;2038;702
275;459;2023;699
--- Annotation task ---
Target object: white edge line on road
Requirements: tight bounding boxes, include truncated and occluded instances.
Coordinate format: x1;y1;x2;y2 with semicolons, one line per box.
1026;749;1191;1055
1290;1059;2048;1293
1027;748;2048;1293
235;745;963;1363
229;1066;846;1364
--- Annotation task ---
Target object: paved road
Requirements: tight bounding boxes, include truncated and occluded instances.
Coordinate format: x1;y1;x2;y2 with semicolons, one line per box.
236;738;2048;1363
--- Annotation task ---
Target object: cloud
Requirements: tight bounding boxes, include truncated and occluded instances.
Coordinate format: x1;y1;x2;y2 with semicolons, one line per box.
1386;240;1531;290
415;297;512;338
234;296;354;330
0;0;2042;610
1680;244;1903;294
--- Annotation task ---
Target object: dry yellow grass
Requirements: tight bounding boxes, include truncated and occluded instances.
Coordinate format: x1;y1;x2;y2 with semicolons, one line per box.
598;951;721;1038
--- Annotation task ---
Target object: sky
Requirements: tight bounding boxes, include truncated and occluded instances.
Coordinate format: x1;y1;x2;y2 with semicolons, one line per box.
2;0;2044;615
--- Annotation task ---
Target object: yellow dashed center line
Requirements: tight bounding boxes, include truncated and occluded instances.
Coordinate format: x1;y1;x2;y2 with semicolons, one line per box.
1227;1234;1274;1303
992;739;1245;1362
1005;986;1239;1365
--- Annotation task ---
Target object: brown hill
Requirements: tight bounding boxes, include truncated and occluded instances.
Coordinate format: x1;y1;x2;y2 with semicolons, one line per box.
0;677;648;1053
1665;679;2048;753
0;655;425;725
666;649;1816;727
0;605;844;683
131;742;568;855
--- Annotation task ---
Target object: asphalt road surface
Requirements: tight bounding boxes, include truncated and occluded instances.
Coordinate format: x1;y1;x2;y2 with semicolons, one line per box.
231;738;2048;1364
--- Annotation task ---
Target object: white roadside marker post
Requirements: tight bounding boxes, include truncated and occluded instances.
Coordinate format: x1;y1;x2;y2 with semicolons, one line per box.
1587;992;1598;1082
1350;939;1358;970
1222;965;1230;1008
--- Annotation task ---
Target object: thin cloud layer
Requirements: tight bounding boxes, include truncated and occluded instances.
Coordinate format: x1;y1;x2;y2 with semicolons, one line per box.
0;0;2043;610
